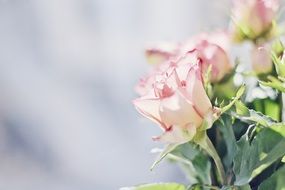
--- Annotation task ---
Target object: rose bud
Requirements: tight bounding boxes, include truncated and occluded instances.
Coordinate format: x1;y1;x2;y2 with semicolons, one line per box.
195;41;232;82
231;0;279;42
133;55;214;144
251;46;272;74
181;32;232;82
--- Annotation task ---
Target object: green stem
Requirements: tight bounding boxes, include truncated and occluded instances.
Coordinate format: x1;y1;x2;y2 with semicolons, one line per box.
206;136;226;185
281;93;284;122
196;134;226;185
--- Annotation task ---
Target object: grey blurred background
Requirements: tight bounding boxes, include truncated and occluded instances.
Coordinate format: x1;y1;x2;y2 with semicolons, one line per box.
0;0;230;189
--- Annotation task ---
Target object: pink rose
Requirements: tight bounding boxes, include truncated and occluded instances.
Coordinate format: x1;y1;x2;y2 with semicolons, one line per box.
182;32;230;54
183;32;232;82
141;32;231;86
251;46;272;74
133;56;213;144
184;41;232;82
231;0;279;40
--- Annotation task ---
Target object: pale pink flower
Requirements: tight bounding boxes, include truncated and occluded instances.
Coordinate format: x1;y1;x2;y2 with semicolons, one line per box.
133;57;213;144
182;41;232;82
136;32;232;96
182;31;230;54
251;46;272;74
231;0;279;39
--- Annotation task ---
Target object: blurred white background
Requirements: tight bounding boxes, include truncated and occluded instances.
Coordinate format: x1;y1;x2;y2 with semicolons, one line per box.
0;0;230;189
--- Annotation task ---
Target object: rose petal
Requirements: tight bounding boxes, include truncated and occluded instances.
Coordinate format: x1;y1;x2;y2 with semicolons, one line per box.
153;124;196;144
186;65;212;117
133;97;167;129
199;44;232;82
159;89;202;127
251;46;272;74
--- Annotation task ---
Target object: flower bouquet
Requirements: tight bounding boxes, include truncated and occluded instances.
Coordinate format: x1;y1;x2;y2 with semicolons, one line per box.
124;0;285;189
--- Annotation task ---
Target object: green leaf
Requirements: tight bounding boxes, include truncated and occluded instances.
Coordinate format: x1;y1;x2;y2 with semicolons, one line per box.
221;184;251;190
264;99;280;121
258;165;285;190
282;156;285;163
251;98;280;121
218;115;238;169
213;73;237;100
272;39;284;57
252;99;264;113
120;183;186;190
259;76;285;92
169;142;211;185
233;125;285;185
234;101;276;127
150;144;179;170
187;184;218;190
271;51;285;77
221;85;245;114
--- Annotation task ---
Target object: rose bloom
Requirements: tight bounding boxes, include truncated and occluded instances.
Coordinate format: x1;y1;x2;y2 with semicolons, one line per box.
181;32;232;82
251;46;272;74
133;55;214;144
183;40;232;82
231;0;279;40
136;32;232;95
181;32;230;54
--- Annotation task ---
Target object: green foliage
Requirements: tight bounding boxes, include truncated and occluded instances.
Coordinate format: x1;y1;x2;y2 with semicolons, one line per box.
150;142;211;186
150;144;179;170
264;99;280;121
217;115;238;170
259;76;285;92
271;51;285;78
233;125;285;185
272;40;284;57
120;183;186;190
258;165;285;190
234;101;276;127
251;98;280;121
187;184;216;190
221;85;246;114
169;143;211;185
221;184;251;190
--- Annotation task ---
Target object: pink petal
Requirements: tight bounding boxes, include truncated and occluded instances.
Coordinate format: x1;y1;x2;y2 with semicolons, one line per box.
186;65;212;117
199;44;232;82
159;90;203;127
251;46;272;74
153;124;197;144
175;52;199;80
133;97;167;129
